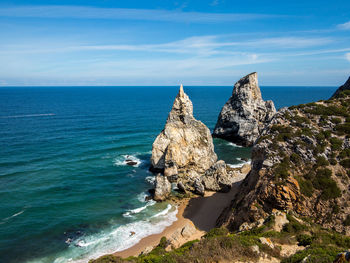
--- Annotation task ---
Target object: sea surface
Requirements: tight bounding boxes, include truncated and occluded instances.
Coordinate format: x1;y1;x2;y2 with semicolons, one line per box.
0;86;335;263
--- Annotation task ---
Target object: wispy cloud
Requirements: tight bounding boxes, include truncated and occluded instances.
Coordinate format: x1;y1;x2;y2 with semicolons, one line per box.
0;5;282;23
337;21;350;30
0;35;333;56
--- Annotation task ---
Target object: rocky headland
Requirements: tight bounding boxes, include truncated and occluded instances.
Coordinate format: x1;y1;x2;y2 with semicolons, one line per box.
213;72;276;147
217;77;350;236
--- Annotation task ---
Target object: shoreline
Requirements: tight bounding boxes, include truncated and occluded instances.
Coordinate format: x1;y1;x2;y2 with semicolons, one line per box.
113;176;246;259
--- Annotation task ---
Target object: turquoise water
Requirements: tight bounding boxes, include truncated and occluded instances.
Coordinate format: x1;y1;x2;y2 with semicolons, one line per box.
0;86;335;263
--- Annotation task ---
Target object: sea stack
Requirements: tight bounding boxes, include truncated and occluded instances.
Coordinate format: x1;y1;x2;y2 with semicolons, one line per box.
151;85;217;178
213;72;276;146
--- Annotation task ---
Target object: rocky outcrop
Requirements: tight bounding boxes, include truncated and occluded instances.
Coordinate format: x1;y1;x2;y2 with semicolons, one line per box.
217;77;350;234
151;85;217;177
331;76;350;98
154;175;171;201
213;72;276;146
202;160;232;193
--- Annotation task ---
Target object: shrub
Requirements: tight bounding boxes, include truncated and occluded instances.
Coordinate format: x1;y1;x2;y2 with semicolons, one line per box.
335;123;350;135
338;149;350;159
297;178;314;197
290;153;301;165
340;159;350;168
329;158;337;165
205;227;228;238
297;234;314;246
331;117;342;124
313;168;341;200
315;156;329;167
283;215;307;233
159;236;168;249
329;137;343;151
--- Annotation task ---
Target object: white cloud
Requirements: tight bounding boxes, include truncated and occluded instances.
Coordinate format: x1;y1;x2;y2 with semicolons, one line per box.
337;21;350;30
0;5;281;23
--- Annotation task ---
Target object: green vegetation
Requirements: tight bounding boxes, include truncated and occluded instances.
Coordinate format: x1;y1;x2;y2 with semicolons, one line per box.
340;158;350;168
329;137;343;151
313;168;341;200
303;104;349;117
314;156;329;167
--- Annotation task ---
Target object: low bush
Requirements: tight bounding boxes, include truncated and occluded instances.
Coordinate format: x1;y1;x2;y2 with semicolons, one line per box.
340;159;350;169
297;234;314;246
329;137;343;151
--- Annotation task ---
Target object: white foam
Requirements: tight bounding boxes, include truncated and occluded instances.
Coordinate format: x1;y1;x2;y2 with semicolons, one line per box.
151;204;172;218
114;154;142;167
145;175;156;185
32;205;178;263
228;159;251;168
1;113;55;119
227;142;243;148
1;210;25;222
123;200;156;218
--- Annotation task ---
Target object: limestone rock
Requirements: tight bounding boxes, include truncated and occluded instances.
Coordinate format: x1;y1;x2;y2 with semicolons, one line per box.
259;237;274;249
193;178;205;196
202;160;232;192
151;84;217;177
213;72;276;146
154;174;171;201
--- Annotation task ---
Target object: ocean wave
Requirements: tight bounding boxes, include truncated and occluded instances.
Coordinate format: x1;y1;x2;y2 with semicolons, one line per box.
227;142;243;148
0;113;55;119
123;200;156;218
39;205;178;263
151;204;172;218
228;159;251;168
1;209;25;224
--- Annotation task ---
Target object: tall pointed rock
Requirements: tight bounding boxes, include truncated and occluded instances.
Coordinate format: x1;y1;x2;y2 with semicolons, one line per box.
151;85;217;178
213;72;276;146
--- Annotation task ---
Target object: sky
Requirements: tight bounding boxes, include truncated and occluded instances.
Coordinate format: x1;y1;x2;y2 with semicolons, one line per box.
0;0;350;86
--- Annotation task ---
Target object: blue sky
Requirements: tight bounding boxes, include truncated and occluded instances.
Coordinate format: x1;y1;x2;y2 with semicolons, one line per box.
0;0;349;86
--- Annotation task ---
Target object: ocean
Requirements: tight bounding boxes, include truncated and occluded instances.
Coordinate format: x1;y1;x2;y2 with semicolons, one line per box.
0;86;335;263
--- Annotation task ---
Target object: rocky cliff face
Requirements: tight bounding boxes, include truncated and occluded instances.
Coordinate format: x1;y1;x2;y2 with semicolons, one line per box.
151;85;217;177
217;77;350;235
213;72;276;146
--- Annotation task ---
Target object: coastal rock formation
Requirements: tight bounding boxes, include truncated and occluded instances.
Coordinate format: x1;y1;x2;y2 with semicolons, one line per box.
213;72;276;146
154;175;171;201
151;85;217;178
202;160;232;192
217;77;350;234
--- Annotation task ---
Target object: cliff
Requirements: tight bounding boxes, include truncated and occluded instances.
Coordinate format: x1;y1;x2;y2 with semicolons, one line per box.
217;77;350;235
213;72;276;146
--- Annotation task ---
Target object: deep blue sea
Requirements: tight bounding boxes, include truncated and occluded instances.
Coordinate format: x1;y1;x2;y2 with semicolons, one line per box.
0;86;335;263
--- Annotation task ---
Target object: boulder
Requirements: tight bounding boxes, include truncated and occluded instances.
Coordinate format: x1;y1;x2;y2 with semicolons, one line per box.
151;84;217;178
202;160;232;192
213;72;276;146
154;175;171;201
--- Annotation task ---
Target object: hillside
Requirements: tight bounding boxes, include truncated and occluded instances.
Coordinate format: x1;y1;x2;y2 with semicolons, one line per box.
217;78;350;235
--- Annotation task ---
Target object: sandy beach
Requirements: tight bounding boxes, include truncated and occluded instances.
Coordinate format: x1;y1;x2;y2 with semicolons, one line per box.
114;178;244;259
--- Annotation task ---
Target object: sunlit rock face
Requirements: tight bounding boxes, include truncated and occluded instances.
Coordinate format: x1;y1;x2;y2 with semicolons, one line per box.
151;85;217;178
213;72;276;146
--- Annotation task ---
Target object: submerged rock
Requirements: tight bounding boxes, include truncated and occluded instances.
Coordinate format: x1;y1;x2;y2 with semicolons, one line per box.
213;72;276;146
150;85;217;177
